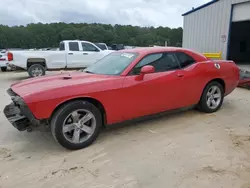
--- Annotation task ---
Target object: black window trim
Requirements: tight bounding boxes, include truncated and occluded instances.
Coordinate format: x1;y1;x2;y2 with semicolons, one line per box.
59;42;65;51
128;51;182;76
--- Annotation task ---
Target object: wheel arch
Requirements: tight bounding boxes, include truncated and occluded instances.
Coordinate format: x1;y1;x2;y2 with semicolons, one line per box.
206;78;225;92
27;58;47;69
199;78;225;100
50;97;107;127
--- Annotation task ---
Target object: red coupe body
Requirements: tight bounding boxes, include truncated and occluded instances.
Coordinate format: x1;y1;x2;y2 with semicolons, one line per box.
8;47;240;126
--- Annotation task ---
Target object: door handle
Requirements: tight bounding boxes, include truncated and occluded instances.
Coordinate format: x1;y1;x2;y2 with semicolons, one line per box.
83;53;88;55
68;53;73;55
177;73;184;77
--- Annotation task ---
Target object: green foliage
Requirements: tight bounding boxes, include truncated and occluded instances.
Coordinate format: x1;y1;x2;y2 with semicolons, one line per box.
0;23;183;49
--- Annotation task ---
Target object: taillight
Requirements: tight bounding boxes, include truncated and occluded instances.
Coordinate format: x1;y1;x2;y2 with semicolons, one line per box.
7;52;13;61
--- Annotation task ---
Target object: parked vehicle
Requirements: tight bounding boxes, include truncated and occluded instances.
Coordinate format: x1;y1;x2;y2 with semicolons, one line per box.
94;43;109;50
3;47;240;150
0;50;8;72
238;69;250;89
7;40;114;77
111;44;125;50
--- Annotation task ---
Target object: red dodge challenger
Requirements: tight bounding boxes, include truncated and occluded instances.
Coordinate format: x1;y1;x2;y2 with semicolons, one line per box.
4;47;240;150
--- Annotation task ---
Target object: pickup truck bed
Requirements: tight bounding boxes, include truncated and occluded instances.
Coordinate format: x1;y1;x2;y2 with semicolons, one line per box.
7;40;114;77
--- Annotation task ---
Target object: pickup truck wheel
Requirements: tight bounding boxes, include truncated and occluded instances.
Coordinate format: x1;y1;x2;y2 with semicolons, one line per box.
1;67;7;72
197;81;224;113
28;64;46;77
50;101;102;150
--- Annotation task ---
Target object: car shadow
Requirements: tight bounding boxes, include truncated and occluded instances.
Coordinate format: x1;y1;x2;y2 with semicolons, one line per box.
103;106;195;132
10;103;232;154
10;108;197;154
10;130;67;154
7;75;30;82
1;71;29;82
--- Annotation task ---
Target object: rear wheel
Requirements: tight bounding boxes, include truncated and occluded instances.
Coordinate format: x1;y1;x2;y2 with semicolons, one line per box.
50;101;102;150
197;81;224;113
28;64;46;77
1;67;7;72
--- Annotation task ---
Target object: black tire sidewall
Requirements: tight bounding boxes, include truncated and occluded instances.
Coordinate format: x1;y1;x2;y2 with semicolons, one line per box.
51;101;102;150
1;67;7;72
198;81;224;113
28;64;46;77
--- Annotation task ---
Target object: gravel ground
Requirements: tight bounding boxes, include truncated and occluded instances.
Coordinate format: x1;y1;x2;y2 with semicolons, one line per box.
0;71;250;188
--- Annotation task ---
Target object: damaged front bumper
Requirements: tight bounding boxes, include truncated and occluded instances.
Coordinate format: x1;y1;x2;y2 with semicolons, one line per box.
3;88;40;131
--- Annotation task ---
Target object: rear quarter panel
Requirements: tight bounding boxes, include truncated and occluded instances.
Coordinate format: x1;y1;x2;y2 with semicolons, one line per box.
9;51;29;69
180;60;239;106
194;60;239;97
214;61;240;96
9;51;66;69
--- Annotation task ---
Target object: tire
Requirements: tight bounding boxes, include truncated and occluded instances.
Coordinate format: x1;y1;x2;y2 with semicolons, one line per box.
50;100;102;150
197;81;224;113
28;64;46;77
1;67;7;72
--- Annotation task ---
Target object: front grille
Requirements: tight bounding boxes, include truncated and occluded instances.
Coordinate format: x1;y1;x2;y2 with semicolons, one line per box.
7;88;21;107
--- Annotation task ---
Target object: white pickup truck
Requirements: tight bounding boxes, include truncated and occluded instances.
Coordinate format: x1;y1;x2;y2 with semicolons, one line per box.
7;40;114;77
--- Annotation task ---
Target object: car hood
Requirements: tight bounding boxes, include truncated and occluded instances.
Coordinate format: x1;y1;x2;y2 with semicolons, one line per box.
10;71;110;97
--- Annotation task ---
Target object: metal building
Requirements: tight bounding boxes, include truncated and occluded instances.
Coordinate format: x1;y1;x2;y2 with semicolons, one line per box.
182;0;250;64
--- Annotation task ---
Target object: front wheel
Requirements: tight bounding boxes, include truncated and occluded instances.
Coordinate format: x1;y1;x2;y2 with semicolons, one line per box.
197;81;224;113
1;67;7;72
50;101;102;150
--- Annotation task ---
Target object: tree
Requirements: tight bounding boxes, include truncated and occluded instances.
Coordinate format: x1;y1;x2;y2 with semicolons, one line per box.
0;22;183;49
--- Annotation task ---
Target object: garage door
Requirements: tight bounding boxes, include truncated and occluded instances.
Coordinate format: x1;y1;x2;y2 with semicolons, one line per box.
232;2;250;22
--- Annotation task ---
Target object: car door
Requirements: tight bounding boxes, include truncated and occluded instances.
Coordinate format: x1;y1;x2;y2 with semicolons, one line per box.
66;42;85;68
121;52;185;121
173;51;201;106
81;42;103;66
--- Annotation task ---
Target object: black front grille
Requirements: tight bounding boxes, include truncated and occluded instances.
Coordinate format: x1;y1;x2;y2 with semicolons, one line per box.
7;88;21;107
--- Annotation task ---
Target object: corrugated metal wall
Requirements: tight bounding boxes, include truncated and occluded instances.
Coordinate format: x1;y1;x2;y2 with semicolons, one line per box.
182;0;250;59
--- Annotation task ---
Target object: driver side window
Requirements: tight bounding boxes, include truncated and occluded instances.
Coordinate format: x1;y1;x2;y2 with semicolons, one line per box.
81;42;99;52
130;52;180;75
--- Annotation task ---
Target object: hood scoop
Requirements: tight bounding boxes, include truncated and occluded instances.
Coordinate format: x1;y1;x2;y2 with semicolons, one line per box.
62;74;72;80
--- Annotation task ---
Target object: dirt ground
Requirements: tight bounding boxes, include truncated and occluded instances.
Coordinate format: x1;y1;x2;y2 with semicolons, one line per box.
0;71;250;188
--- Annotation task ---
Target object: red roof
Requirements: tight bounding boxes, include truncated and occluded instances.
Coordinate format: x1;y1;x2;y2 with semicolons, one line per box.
119;47;185;54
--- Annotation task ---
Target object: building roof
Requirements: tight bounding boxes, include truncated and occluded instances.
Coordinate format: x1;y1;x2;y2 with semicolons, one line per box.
182;0;219;16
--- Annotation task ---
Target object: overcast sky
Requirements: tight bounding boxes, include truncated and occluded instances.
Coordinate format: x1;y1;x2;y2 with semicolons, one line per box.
0;0;208;28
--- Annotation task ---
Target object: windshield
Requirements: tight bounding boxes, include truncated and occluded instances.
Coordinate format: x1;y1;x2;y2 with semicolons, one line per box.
94;43;107;50
84;52;139;75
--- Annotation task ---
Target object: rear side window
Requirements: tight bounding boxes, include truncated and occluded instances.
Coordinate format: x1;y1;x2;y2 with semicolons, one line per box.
175;52;195;68
69;42;79;51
